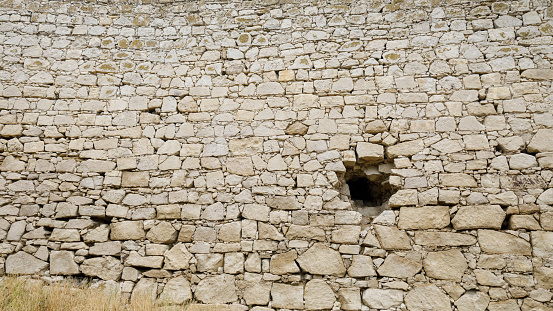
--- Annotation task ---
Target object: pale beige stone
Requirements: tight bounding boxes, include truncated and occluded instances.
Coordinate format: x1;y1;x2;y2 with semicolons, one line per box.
50;251;79;275
356;142;384;163
348;255;377;277
111;221;145;240
5;251;48;275
243;281;271;306
424;249;467;281
338;288;362;311
362;289;404;309
374;225;411;250
386;139;424;158
146;222;177;244
195;274;238;304
304;279;336;310
159;276;192;305
164;243;192;270
377;253;422;278
296;243;346;276
271;283;304;309
451;205;506;230
531;231;553;257
528;129;553;153
80;256;123;281
454;291;490;311
478;230;531;255
414;232;476;246
398;206;450;229
404;284;452;311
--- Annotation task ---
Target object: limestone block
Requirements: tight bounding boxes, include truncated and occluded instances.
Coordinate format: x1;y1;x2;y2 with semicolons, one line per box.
464;135;490;150
78;160;116;173
348;255;376;277
121;171;149;187
305;279;336;310
404;284;452;311
266;196;300;210
159;276;192;305
146;222;177;244
296;243;346;276
540;212;553;230
6;220;26;241
374;225;411;250
487;300;520;311
509;215;541;230
521;69;553;80
377;254;422;278
538;189;553;205
389;189;418;207
218;222;241;242
528;129;553;153
398;206;450;229
270;250;299;275
201;202;225;220
50;228;80;242
271;283;304;309
131;278;157;302
531;231;553;257
50;251;79;275
509;154;537;170
164;243;192;270
423;249;467;281
89;241;121;256
454;291;490;311
286;225;326;241
126;251;164;268
196;274;238;304
242;204;270;221
386;139;424;158
451;205;506;230
474;269;506;286
257;82;284;95
414;232;476;246
488;191;518;206
5;251;48;275
110;221;145;240
478;230;531;255
226;157;255;176
362;289;404;309
243;281;271;306
338;288;362;311
356;142;384;162
331;225;360;244
534;267;553;289
80;256;123;281
440;173;477;187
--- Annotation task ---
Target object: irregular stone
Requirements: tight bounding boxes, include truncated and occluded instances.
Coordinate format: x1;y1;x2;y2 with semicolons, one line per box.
131;278;157;302
285;122;308;135
266;196;300;210
487;300;520;311
414;232;476;246
226;157;255;176
423;249;467;281
338;288;362;311
454;291;490;311
404;284;452;311
164;243;193;270
440;173;477;187
159;276;192;305
304;279;336;310
270;250;299;275
534;267;553;289
362;289;404;309
451;205;506;230
296;243;346;276
398;206;450;229
110;221;145;240
388;189;418;207
146;222;177;244
537;189;553;205
50;251;79;275
195;274;238;304
386;139;424;158
528;129;553;153
243;281;271;306
271;283;304;309
126;251;164;268
356;142;384;163
531;231;553;257
521;69;553;80
377;254;422;278
347;255;377;277
478;230;531;255
80;256;123;281
5;251;48;275
374;225;411;250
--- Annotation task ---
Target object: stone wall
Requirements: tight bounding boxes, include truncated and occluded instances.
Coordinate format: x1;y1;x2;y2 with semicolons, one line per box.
1;0;553;309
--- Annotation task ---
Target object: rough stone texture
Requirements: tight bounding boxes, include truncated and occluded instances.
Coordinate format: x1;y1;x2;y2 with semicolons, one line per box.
362;289;404;309
0;0;552;308
404;284;452;311
423;249;467;281
296;243;346;276
454;291;490;311
452;205;506;230
195;274;237;304
159;276;192;305
304;279;336;310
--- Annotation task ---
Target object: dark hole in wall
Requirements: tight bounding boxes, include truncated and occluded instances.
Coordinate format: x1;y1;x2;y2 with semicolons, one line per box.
342;164;396;225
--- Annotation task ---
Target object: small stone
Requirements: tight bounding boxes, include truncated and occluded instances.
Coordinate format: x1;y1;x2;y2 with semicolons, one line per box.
164;243;193;270
270;250;300;275
195;274;237;304
404;284;452;311
528;129;553;153
111;221;145;240
348;255;377;277
386;139;424;158
285;121;308;135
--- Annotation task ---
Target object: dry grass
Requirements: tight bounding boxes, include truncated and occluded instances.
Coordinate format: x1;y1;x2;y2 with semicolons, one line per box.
0;276;194;311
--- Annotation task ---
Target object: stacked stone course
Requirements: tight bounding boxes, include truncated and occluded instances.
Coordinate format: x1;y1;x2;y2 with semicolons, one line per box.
1;0;553;310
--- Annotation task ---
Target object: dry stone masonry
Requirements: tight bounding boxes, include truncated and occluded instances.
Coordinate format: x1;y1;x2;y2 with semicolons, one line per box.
0;0;553;310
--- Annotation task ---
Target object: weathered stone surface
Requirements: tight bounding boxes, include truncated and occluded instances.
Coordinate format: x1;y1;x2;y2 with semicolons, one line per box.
404;284;452;311
50;251;79;275
226;157;255;176
454;291;490;311
195;274;238;304
271;283;304;309
348;255;377;277
374;225;411;250
80;256;123;281
377;254;422;278
452;205;506;230
338;288;362;311
131;278;157;302
478;230;532;255
398;206;450;229
159;276;192;305
356;142;384;163
285;122;308;135
528;130;553;153
126;251;164;268
423;249;467;281
531;231;553;257
521;69;553;80
296;243;346;276
389;189;419;207
414;232;477;246
243;281;272;306
164;243;193;270
362;289;404;309
487;300;520;311
534;267;553;289
110;221;145;240
304;279;336;310
146;222;177;244
386;139;424;158
5;251;48;275
270;250;299;275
